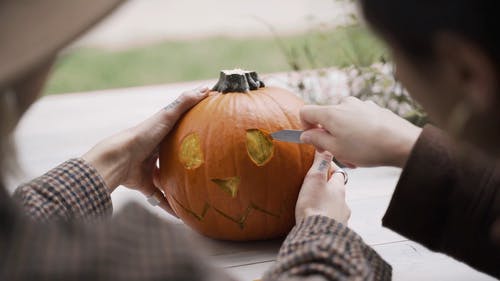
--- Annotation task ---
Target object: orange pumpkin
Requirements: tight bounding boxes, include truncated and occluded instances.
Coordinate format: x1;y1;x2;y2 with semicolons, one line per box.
159;70;314;241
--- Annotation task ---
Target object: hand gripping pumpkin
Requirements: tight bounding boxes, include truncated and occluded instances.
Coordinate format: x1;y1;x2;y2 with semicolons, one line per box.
159;69;314;240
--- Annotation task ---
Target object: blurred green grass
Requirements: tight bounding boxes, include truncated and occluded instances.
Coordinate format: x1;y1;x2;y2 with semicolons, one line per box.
45;26;385;95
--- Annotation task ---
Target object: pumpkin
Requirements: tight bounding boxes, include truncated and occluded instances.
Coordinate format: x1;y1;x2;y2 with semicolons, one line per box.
159;69;314;241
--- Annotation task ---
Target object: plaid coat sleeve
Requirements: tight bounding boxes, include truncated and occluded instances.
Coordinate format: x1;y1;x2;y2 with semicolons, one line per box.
263;216;392;281
13;158;112;221
7;158;391;280
1;202;237;281
2;159;236;281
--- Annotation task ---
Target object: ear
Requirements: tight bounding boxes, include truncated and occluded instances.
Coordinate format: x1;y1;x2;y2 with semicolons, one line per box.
434;33;498;112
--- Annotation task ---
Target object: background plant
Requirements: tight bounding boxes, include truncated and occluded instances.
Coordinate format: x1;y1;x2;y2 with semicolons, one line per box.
274;0;428;126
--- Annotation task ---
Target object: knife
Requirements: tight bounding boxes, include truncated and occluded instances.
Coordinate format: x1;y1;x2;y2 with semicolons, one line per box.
270;129;304;143
272;129;350;168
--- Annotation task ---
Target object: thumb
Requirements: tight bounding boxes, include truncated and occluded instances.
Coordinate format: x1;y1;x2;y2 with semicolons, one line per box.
299;151;333;202
301;128;336;153
328;161;346;188
303;150;334;183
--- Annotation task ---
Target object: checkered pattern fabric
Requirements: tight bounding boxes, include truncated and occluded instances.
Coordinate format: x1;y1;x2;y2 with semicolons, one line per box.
264;216;391;281
14;158;112;222
0;158;391;280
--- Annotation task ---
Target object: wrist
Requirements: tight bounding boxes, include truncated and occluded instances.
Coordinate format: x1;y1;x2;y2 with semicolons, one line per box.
391;125;422;168
82;143;128;193
301;208;348;225
303;208;326;218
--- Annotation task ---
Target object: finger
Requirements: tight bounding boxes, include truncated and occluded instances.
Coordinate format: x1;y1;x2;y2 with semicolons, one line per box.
144;185;179;218
364;100;377;106
327;174;346;201
149;161;179;218
300;105;333;129
328;163;347;195
329;161;346;184
133;87;210;148
158;86;210;127
327;163;334;180
313;150;334;170
152;164;161;190
163;86;210;115
330;95;345;105
343;162;357;169
327;160;341;180
343;96;362;104
300;128;336;153
304;151;334;182
146;86;209;130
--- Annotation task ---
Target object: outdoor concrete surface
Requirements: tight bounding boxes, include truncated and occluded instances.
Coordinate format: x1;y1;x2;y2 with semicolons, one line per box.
7;77;496;281
74;0;354;49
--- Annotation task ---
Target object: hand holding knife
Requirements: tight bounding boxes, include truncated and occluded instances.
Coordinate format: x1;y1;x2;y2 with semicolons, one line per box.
271;129;351;173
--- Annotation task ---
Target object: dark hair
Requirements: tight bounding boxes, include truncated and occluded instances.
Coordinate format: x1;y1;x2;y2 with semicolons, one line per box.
360;0;499;66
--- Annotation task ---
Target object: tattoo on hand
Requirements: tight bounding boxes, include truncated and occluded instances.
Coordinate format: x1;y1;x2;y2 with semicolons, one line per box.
317;160;330;172
164;99;181;111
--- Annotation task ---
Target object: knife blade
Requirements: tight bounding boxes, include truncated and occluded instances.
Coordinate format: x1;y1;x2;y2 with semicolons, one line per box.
270;129;304;143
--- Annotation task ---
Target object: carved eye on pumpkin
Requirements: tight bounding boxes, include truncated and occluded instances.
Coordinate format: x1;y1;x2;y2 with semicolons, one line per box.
245;129;274;166
179;132;204;169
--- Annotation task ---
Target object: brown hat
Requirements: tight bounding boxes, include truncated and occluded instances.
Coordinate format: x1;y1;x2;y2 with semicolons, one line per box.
0;0;124;89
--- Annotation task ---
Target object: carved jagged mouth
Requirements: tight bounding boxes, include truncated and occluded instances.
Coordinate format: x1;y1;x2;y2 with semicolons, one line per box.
169;196;284;229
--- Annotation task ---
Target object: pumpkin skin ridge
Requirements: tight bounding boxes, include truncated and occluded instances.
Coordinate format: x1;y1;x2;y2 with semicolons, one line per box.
264;89;306;210
271;89;307;200
178;97;211;222
229;92;259;233
248;95;283;235
248;89;290;226
231;94;244;227
211;92;242;236
253;90;280;232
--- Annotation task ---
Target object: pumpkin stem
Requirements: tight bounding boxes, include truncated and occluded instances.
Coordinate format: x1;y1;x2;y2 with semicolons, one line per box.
212;69;265;93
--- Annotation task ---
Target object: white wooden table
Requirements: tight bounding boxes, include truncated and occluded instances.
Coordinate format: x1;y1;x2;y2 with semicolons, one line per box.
8;79;495;281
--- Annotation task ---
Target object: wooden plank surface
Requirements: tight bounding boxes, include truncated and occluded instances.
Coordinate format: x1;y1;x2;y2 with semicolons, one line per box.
220;241;496;281
7;81;495;281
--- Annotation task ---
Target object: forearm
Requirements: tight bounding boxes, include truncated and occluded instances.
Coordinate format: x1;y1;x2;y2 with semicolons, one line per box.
263;215;391;281
2;203;237;281
82;137;130;192
383;125;500;277
13;158;113;222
